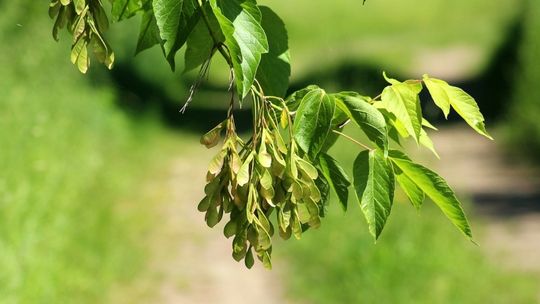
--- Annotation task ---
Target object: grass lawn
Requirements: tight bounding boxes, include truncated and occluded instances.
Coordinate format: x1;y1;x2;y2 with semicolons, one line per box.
0;3;180;303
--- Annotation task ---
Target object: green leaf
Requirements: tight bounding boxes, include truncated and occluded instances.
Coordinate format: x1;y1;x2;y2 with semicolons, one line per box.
184;3;224;73
389;150;473;239
211;0;269;98
136;9;162;54
255;6;291;98
111;0;149;21
293;89;335;158
353;150;395;240
422;118;438;130
320;105;349;152
381;78;423;142
286;85;320;110
448;87;493;139
393;164;425;210
315;176;330;217
423;75;492;139
337;94;388;152
318;153;351;211
382;71;400;85
423;75;451;118
419;129;440;158
153;0;200;69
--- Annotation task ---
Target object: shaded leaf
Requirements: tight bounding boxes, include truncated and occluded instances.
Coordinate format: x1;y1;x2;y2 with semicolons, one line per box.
353;150;395;240
318;153;351;211
153;0;200;69
337;94;388;152
255;6;291;97
136;9;162;54
293;89;335;158
111;0;149;21
419;129;440;158
184;3;224;72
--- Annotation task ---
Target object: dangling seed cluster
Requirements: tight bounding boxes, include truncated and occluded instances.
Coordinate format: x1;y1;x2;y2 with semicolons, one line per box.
198;96;325;269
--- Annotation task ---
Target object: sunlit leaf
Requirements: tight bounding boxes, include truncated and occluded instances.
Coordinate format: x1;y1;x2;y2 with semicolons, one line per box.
381;77;423;142
389;150;473;239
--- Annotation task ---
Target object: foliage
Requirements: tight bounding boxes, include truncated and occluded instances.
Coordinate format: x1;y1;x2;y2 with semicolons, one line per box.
48;0;492;268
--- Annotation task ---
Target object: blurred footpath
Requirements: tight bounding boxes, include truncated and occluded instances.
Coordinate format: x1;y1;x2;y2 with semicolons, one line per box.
426;127;540;273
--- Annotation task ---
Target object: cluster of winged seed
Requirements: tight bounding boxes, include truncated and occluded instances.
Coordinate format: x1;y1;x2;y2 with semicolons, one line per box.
198;118;324;269
49;0;114;73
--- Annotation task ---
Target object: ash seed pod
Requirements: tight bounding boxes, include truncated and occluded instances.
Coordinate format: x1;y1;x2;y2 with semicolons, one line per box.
223;220;238;238
245;247;255;269
280;109;289;129
237;152;254;187
258;150;272;168
205;206;220;228
200;122;224;148
232;233;248;262
208;150;227;176
297;158;319;180
197;196;211;212
229;150;241;175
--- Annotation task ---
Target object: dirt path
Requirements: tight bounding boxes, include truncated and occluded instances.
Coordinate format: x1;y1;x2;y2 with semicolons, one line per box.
422;126;540;274
112;146;285;304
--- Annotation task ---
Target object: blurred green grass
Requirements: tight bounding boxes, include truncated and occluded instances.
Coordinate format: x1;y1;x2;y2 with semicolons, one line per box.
0;3;176;303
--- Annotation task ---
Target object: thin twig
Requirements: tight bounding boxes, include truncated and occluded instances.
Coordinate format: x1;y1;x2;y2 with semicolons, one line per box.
181;54;211;113
332;130;373;151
